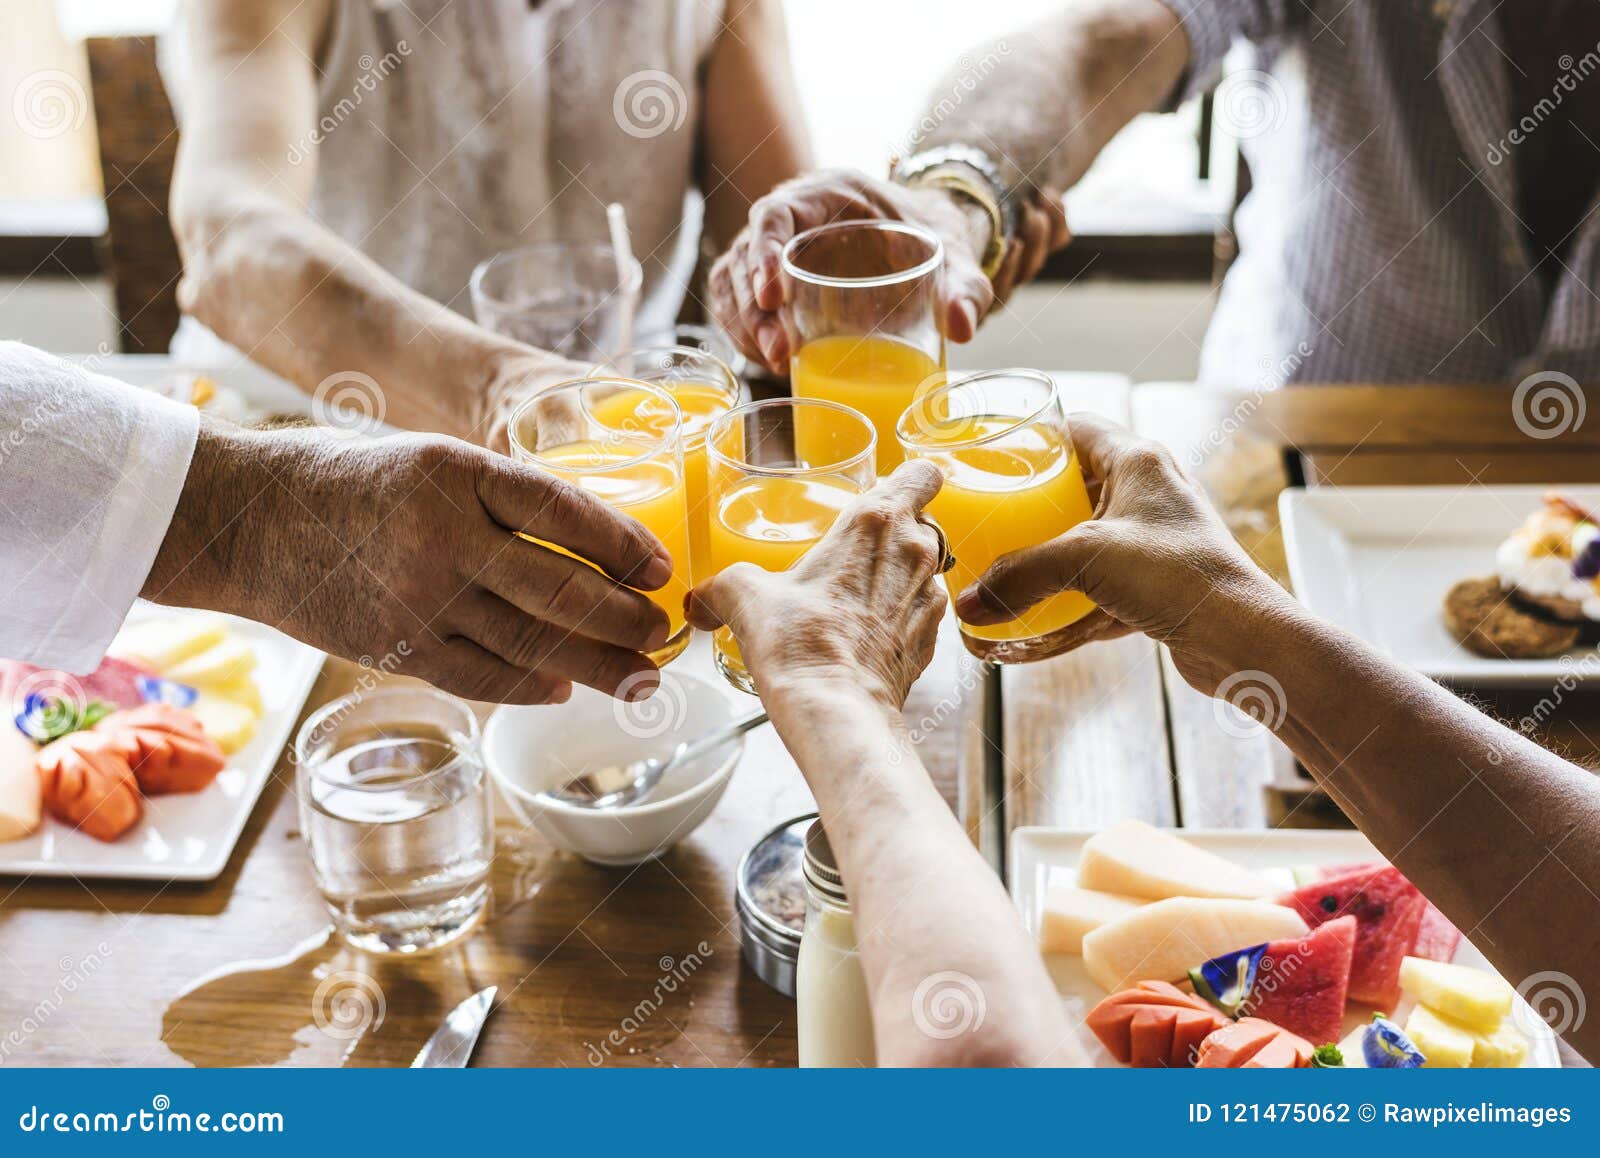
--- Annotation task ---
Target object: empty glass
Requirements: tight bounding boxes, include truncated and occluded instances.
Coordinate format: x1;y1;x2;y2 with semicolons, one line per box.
471;242;643;363
296;687;491;955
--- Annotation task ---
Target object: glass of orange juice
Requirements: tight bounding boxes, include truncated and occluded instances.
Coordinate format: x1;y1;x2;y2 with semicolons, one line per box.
705;398;877;694
591;346;741;588
508;378;693;667
782;221;946;475
897;369;1096;664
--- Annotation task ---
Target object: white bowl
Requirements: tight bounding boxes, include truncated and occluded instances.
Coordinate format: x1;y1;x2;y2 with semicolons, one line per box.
483;670;743;865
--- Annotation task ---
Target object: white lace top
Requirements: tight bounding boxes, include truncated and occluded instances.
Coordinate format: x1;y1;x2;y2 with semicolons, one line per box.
161;0;723;364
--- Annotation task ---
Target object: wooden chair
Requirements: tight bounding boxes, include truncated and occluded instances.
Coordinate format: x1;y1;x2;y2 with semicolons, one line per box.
84;35;183;354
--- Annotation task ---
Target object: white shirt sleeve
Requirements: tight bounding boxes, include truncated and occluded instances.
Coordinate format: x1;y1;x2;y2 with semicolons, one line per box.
0;342;199;674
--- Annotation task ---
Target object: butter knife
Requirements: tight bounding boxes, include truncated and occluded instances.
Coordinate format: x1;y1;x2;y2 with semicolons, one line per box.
410;986;497;1068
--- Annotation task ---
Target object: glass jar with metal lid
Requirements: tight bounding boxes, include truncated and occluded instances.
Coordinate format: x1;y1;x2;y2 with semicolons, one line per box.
795;819;876;1067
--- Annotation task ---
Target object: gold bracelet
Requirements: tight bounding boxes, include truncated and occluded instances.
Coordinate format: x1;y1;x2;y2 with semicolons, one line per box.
907;167;1008;280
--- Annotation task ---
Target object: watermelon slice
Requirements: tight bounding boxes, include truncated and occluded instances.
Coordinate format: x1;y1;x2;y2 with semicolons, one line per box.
1244;915;1355;1045
1281;866;1426;1010
1307;860;1462;963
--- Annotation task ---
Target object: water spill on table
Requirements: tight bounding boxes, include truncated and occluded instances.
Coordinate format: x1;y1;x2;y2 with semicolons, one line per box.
161;822;556;1067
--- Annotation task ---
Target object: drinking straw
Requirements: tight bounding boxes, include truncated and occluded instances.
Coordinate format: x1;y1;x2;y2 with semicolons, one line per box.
606;202;636;357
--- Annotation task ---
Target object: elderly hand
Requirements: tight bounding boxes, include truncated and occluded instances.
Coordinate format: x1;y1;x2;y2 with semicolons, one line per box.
709;169;1068;375
478;350;594;455
953;413;1289;698
686;461;949;711
147;423;675;705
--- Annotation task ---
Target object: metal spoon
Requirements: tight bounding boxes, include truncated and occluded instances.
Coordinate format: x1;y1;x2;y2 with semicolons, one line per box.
545;710;770;810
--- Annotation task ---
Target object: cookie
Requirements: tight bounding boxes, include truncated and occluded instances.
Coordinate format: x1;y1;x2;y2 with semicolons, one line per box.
1508;586;1588;624
1443;576;1580;659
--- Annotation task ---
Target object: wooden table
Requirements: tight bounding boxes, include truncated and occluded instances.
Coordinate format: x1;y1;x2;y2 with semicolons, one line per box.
5;377;1597;1067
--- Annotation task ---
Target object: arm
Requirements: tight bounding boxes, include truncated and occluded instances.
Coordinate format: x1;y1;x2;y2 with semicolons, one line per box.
960;415;1600;1062
689;465;1083;1066
697;0;812;252
168;0;575;446
0;341;671;704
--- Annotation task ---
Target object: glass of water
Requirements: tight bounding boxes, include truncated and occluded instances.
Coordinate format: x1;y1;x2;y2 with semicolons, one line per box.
470;242;644;364
295;687;492;955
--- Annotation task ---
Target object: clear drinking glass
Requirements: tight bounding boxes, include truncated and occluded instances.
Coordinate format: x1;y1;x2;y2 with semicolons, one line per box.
897;368;1097;664
705;398;877;694
594;345;741;587
509;378;694;666
470;243;644;363
782;220;946;474
296;687;491;955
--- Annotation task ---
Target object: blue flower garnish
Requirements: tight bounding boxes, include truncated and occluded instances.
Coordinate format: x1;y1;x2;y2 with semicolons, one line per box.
14;693;114;742
137;675;198;709
1573;532;1600;581
1189;943;1267;1018
1362;1014;1426;1068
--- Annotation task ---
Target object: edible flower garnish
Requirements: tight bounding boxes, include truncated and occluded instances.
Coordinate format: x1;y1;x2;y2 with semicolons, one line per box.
1311;1043;1344;1068
14;693;114;743
136;675;199;709
1573;527;1600;581
1189;943;1267;1018
1362;1014;1426;1069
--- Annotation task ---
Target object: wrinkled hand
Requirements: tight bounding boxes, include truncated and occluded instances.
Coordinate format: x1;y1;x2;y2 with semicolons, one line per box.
478;351;593;455
152;425;675;705
952;413;1286;697
710;169;1068;375
686;461;948;710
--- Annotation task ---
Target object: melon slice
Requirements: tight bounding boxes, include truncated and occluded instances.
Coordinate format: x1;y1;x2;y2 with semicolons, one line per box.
110;616;227;672
1081;896;1308;993
1398;956;1513;1030
1243;915;1355;1045
1085;981;1228;1067
0;725;41;842
1039;885;1144;954
1281;865;1426;1010
1196;1017;1312;1068
1405;1004;1474;1068
1077;819;1274;901
164;639;257;688
1307;860;1463;962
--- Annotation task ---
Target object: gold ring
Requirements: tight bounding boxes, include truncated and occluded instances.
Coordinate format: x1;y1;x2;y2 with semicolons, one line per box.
918;515;956;574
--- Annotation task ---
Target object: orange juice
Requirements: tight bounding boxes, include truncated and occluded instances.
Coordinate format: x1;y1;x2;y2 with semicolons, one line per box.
590;381;734;585
791;335;943;473
707;474;859;689
923;418;1096;644
531;441;694;665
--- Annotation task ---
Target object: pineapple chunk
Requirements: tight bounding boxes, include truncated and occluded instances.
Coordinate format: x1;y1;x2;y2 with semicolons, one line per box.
211;675;264;718
1406;1005;1475;1068
1399;956;1513;1030
111;616;227;672
1470;1019;1528;1068
165;639;257;688
192;694;257;755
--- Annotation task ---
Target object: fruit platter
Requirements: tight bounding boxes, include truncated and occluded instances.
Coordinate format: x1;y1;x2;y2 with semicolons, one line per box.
0;605;323;881
1010;822;1559;1069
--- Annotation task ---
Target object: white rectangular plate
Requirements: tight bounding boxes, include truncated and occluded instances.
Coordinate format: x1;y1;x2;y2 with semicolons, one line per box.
1009;827;1560;1068
0;606;324;882
1281;484;1600;687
